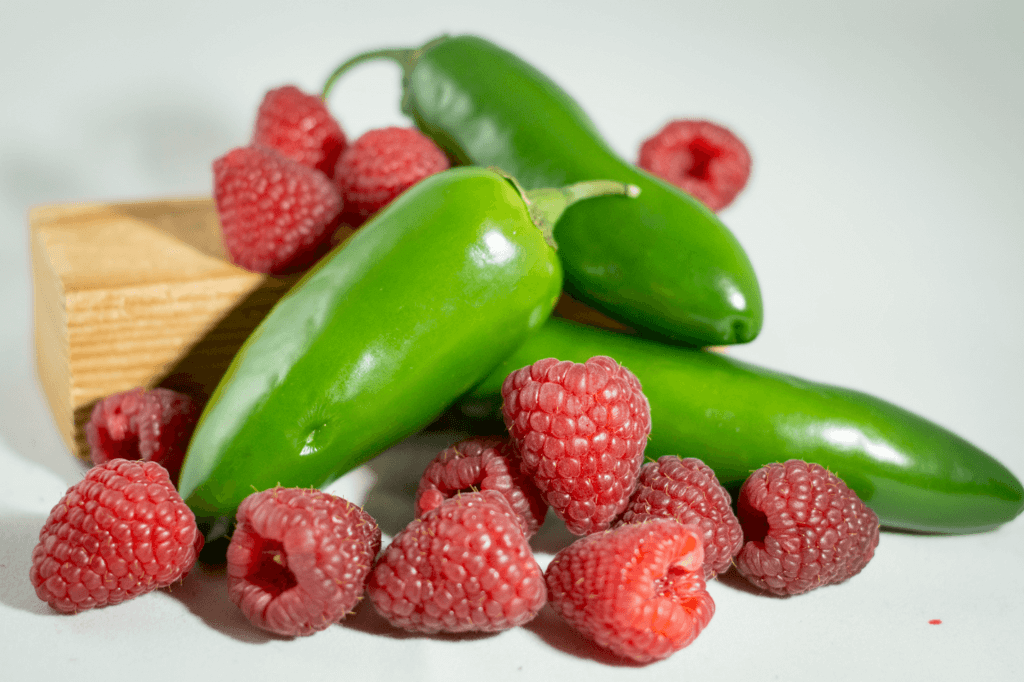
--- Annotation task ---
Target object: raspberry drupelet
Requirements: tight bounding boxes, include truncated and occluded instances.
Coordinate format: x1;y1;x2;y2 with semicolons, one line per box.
545;519;715;663
637;119;751;211
85;386;198;485
618;455;744;579
333;126;450;227
253;84;347;178
226;486;381;637
414;436;547;538
734;459;880;596
30;459;203;613
368;490;546;634
212;145;344;274
501;356;651;535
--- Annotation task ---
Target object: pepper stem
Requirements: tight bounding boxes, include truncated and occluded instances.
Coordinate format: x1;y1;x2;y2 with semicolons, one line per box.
516;178;641;250
321;35;449;100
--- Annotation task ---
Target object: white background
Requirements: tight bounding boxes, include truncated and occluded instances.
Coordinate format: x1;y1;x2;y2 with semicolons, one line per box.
1;1;1022;680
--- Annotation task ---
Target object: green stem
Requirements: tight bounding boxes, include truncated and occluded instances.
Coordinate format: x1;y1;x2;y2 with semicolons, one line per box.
502;172;640;250
321;35;449;100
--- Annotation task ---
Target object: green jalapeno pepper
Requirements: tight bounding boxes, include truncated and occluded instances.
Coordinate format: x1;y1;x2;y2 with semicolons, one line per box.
177;167;637;531
459;318;1023;533
323;34;763;347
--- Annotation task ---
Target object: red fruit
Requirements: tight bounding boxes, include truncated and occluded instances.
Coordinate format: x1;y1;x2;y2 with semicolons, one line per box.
333;126;450;226
618;456;743;579
415;436;547;538
84;387;198;484
226;486;381;637
735;459;880;596
253;85;347;178
545;519;714;663
367;490;546;634
212;145;344;274
29;459;203;613
637;119;751;211
501;356;651;535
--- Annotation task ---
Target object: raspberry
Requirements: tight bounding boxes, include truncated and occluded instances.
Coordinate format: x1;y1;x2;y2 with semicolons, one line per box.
618;456;743;579
84;387;198;485
500;356;651;535
29;459;203;613
253;85;347;178
333;126;450;226
212;145;344;274
545;519;715;663
734;459;880;596
414;436;547;538
367;490;546;634
637;119;751;211
226;486;381;637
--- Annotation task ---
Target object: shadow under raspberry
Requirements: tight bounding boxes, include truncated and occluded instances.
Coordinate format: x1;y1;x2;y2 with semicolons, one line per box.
0;513;55;615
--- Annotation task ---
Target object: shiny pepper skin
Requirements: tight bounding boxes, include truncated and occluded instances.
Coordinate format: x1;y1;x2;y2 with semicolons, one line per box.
463;318;1024;534
323;34;764;347
178;168;636;532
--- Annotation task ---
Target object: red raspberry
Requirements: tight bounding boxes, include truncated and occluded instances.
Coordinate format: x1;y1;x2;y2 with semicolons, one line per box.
226;486;381;637
84;387;198;485
618;456;743;579
735;459;880;596
545;519;715;663
333;126;450;227
253;85;347;178
29;459;203;613
637;119;751;211
414;436;547;538
500;356;651;535
212;145;344;274
367;490;546;634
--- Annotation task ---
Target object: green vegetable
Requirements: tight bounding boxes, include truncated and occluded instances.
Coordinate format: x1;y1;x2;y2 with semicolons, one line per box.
460;318;1024;533
323;34;763;347
177;167;637;530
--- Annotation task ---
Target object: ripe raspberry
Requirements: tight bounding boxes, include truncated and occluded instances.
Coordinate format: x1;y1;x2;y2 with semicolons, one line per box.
212;145;344;274
367;490;546;634
333;126;450;226
253;85;347;178
637;119;751;211
415;436;547;538
29;459;203;613
226;486;381;637
545;519;715;663
735;459;880;596
501;356;651;535
84;387;198;485
618;456;743;579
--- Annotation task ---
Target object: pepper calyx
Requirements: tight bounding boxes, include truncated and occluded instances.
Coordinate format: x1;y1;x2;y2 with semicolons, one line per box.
493;168;639;250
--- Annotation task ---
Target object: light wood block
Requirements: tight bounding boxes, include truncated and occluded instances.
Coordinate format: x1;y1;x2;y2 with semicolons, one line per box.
29;197;300;460
28;196;664;463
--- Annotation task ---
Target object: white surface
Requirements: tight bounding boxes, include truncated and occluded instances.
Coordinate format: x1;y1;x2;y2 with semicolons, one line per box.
2;1;1022;680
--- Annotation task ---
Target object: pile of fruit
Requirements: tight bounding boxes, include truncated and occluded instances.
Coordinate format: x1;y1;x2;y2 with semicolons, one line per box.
26;33;1021;666
30;357;880;663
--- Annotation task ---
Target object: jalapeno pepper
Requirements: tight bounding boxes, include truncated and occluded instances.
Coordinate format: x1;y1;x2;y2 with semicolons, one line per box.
177;167;637;530
459;318;1023;534
323;34;763;347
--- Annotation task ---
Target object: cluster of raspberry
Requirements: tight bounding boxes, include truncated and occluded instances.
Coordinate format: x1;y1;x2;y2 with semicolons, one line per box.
31;354;878;665
210;84;752;276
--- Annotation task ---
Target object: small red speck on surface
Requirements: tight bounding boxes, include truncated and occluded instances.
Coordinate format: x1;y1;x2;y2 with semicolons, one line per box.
928;619;942;625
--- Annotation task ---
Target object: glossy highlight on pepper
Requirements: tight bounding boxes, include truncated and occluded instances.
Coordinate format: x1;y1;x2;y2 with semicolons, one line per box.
177;167;638;532
461;319;1024;534
323;34;764;347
